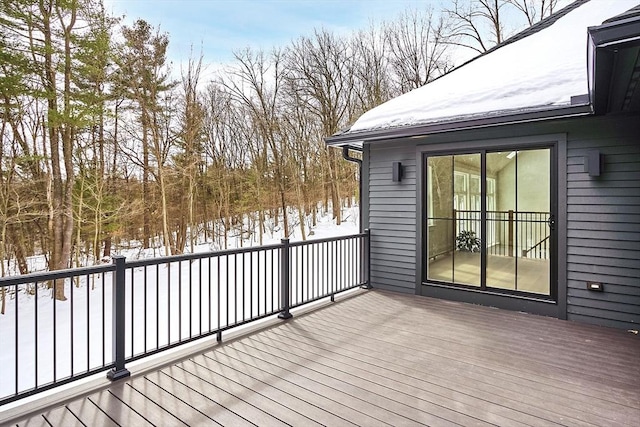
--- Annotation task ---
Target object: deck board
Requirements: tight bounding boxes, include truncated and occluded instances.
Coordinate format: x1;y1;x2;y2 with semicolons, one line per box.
239;334;494;426
176;358;324;426
187;353;352;426
106;381;187;426
86;389;154;426
200;349;388;426
11;290;640;427
254;328;547;426
292;312;622;426
62;398;120;427
124;377;208;426
161;363;287;426
146;368;254;427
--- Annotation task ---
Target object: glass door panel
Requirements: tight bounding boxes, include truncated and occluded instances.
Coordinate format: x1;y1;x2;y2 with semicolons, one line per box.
486;151;516;290
427;156;454;283
453;154;481;286
516;148;551;295
426;154;481;287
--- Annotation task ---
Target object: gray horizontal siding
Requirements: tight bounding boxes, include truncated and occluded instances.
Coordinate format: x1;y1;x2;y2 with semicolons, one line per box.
370;210;415;218
568;213;640;222
567;238;639;251
367;144;417;293
567;162;639;174
568;282;640;300
568;179;638;188
568;221;639;232
567;245;640;260
565;116;640;329
567;196;640;205
568;270;640;288
568;263;638;279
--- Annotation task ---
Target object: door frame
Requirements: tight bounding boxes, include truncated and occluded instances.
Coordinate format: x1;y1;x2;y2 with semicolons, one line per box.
415;133;567;319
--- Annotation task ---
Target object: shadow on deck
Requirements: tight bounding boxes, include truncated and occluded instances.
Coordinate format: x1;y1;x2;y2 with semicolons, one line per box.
5;290;640;426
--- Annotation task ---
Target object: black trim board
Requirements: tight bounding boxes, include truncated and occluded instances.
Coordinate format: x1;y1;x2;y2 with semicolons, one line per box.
589;11;640;47
414;132;568;319
362;144;371;231
420;283;561;318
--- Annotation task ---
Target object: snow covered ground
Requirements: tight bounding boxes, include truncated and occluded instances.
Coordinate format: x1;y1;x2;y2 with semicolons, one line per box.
0;206;361;401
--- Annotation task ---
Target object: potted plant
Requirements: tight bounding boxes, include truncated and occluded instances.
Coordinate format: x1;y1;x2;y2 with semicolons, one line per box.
456;230;481;252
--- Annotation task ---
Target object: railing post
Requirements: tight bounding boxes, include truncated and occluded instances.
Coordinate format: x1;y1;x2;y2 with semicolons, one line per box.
361;229;372;289
108;255;130;381
278;238;293;319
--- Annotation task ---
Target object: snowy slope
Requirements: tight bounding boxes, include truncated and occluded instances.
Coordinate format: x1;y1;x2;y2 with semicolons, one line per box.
349;0;638;133
0;207;360;401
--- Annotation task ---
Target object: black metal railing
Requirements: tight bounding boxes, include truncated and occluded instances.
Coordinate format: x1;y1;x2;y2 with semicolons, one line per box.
455;210;550;259
0;231;370;405
0;264;117;404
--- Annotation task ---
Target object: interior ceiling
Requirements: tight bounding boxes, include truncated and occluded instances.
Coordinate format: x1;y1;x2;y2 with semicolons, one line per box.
453;152;513;175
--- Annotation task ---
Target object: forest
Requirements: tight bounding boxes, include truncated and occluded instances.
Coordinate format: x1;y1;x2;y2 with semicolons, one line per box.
0;0;563;284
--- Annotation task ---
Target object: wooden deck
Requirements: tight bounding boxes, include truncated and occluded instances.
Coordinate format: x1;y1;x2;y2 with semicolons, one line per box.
6;290;640;426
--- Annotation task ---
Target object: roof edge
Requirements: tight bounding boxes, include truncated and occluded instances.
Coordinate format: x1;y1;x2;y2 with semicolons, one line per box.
325;104;593;146
588;9;640;47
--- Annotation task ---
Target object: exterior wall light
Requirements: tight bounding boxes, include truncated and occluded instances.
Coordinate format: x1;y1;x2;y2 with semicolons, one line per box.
392;161;403;182
584;150;603;177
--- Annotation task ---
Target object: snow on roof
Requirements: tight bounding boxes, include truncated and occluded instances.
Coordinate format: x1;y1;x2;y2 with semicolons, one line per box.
348;0;639;134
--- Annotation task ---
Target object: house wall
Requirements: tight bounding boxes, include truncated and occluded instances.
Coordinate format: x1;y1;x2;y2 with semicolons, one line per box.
564;116;640;329
365;142;417;294
364;114;639;329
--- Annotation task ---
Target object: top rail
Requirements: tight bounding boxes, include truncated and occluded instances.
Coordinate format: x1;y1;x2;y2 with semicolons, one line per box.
0;264;116;288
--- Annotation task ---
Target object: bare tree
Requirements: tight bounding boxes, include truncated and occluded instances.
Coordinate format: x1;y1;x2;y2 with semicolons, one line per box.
351;23;393;115
385;7;454;93
444;0;565;54
507;0;562;26
221;47;291;237
443;0;509;54
284;29;355;224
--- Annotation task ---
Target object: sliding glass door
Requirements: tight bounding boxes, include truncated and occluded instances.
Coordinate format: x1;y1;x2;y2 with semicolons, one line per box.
426;148;554;297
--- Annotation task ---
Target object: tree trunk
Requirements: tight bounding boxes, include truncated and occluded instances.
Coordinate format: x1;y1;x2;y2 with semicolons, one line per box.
103;236;112;258
142;115;151;249
327;148;341;224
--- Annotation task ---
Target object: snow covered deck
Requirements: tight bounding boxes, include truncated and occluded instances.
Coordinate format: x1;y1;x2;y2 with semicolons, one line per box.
5;289;639;426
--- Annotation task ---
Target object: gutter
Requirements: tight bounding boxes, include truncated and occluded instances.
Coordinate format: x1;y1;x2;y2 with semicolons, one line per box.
326;104;593;147
341;146;364;233
588;11;640;114
589;12;640;47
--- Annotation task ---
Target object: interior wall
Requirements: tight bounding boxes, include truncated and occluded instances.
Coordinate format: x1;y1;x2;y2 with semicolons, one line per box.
497;149;550;212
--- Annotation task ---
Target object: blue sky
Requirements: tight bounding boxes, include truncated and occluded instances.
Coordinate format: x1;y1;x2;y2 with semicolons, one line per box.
105;0;438;67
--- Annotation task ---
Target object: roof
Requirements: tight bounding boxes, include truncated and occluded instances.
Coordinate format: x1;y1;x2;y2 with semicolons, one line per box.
327;0;640;147
602;4;640;23
589;4;640;113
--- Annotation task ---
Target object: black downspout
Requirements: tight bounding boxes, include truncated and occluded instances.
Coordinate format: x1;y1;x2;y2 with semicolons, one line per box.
342;146;363;233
